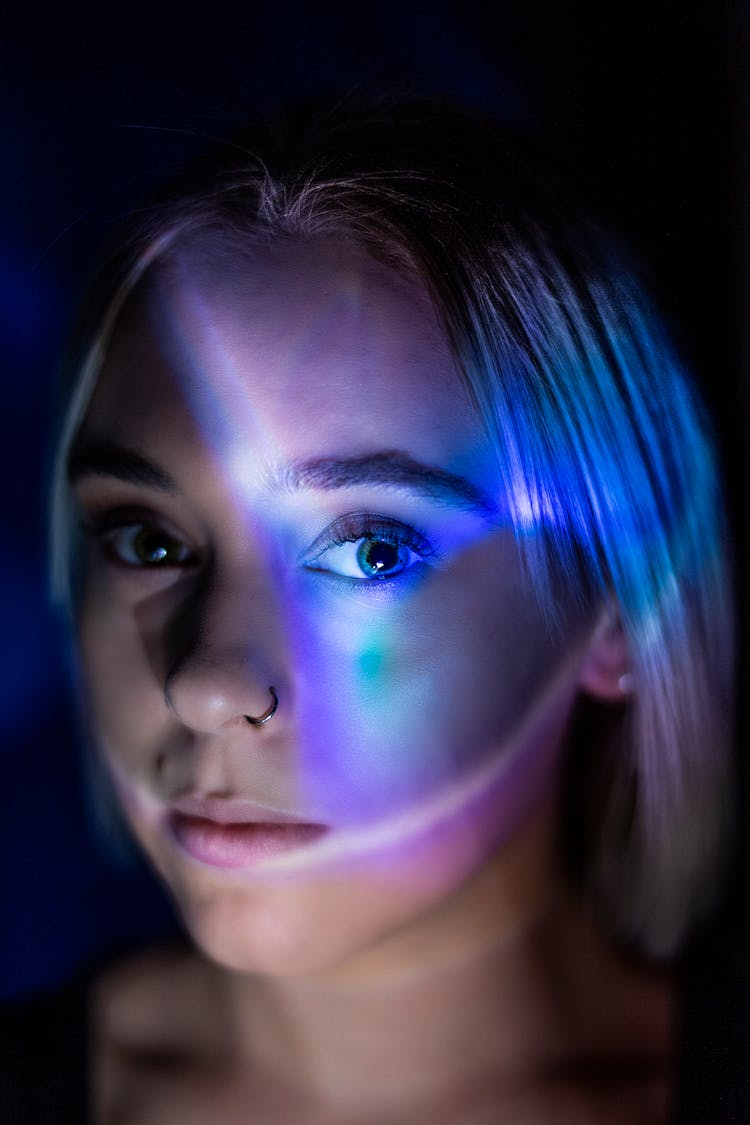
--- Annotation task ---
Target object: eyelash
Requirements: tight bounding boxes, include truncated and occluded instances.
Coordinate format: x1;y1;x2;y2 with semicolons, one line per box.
79;510;199;571
79;509;436;586
304;512;436;584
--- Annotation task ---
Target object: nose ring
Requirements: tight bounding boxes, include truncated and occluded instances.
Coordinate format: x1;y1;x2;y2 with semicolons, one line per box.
245;687;278;726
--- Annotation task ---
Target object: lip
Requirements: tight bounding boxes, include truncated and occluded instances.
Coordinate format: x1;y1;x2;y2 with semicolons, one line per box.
169;793;317;826
166;795;330;869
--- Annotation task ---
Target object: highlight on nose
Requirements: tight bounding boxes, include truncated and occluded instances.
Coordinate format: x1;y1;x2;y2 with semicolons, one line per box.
165;651;280;734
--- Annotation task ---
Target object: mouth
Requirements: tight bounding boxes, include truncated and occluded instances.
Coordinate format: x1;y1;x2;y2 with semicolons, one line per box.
167;795;330;869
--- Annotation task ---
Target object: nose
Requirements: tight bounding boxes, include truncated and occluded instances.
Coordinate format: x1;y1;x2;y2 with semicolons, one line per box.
164;565;287;735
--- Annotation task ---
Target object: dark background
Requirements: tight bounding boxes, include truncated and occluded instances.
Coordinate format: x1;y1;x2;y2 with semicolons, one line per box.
1;0;746;1022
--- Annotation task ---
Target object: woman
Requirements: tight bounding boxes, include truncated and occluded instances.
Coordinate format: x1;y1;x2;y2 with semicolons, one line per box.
16;95;736;1121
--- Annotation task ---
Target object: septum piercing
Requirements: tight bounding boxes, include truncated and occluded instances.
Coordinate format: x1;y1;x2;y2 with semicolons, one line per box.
244;687;279;726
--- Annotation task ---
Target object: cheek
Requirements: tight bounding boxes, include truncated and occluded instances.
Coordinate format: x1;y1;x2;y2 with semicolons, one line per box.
75;583;166;774
292;539;582;826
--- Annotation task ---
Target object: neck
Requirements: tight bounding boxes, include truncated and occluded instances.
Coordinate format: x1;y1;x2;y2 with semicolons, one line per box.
208;802;670;1119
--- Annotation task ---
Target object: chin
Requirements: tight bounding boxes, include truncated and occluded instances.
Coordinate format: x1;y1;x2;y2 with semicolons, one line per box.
147;751;563;978
172;879;376;978
167;838;474;979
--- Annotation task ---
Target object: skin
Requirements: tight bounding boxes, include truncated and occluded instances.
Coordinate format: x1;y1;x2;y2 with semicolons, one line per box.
72;234;671;1122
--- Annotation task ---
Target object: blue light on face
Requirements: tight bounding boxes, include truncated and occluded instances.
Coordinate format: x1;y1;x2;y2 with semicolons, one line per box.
88;230;722;868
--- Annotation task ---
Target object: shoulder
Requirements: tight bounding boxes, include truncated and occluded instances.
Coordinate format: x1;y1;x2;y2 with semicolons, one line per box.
92;942;234;1124
93;941;229;1060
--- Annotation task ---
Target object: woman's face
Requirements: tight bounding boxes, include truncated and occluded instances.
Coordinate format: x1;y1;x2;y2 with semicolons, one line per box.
72;234;600;974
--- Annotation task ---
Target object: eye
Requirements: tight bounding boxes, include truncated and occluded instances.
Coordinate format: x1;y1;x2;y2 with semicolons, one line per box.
86;520;196;569
113;526;192;567
314;536;418;580
305;515;434;581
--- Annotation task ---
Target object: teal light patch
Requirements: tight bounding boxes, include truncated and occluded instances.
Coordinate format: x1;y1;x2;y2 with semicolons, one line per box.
358;644;385;683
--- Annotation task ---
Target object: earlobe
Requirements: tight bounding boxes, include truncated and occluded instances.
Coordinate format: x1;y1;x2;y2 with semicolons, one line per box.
578;611;635;702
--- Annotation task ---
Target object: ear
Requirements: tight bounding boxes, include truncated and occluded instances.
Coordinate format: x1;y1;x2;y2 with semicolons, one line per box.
577;610;634;702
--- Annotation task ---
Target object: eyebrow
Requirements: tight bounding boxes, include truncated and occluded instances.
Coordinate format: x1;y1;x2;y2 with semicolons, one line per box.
68;441;495;515
286;452;496;515
67;441;175;490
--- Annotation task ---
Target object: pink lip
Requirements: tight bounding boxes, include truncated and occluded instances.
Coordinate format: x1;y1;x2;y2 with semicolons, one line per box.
166;795;329;868
169;793;316;826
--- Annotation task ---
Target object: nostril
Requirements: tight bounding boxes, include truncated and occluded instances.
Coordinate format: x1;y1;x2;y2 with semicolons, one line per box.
244;687;279;727
164;656;282;734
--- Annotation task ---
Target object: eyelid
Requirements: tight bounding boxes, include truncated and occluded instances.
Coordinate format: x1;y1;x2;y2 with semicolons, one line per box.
78;506;200;569
301;512;438;588
79;506;436;579
304;512;435;563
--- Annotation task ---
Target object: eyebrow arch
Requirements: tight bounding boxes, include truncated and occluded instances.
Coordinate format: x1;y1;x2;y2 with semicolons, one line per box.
286;452;496;515
67;441;175;490
67;441;496;516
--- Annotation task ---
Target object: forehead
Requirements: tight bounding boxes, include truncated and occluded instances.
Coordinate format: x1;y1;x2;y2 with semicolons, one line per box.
83;234;494;488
